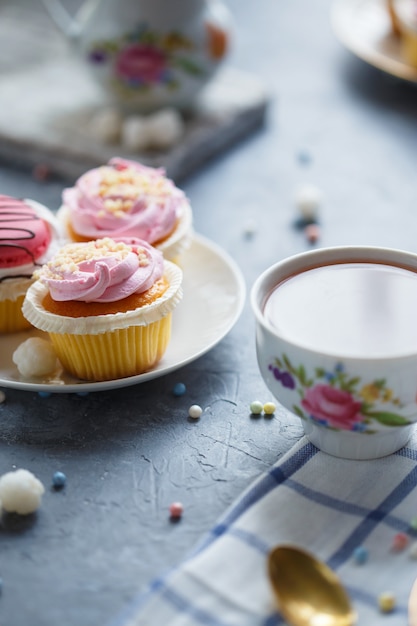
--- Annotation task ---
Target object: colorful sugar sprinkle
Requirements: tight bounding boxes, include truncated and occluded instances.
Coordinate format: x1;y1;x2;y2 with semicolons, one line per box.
172;383;186;397
250;401;263;415
353;546;368;565
305;223;320;244
188;405;202;419
392;532;409;551
378;592;396;613
295;184;321;221
169;502;183;519
52;471;66;489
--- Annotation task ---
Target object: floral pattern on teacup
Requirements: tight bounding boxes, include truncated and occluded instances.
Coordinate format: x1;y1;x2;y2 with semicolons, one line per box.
88;25;206;93
268;355;412;432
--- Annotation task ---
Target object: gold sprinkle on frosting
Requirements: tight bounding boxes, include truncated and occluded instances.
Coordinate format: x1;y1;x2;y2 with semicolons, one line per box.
36;238;149;280
96;166;172;215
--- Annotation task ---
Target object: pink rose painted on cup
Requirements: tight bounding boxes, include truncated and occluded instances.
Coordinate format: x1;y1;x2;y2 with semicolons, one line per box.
301;384;364;430
115;44;168;84
269;354;409;432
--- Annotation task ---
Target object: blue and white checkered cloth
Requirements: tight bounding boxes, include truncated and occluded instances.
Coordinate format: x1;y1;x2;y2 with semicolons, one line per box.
113;432;417;626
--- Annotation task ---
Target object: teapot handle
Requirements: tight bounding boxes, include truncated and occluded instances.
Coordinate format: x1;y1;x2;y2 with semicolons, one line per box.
41;0;102;39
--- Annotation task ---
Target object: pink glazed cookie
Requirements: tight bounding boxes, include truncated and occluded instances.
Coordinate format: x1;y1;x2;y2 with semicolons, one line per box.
0;194;61;332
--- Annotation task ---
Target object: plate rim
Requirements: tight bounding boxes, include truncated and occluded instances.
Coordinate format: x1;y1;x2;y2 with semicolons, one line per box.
1;233;246;393
331;0;417;83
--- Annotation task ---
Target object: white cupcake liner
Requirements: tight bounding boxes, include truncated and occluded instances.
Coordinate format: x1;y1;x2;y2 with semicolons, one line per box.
22;261;183;335
57;199;193;261
156;199;194;261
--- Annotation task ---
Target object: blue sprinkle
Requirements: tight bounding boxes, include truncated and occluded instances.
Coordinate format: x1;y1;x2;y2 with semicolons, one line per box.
352;423;367;432
172;383;186;397
38;391;51;398
353;546;368;565
52;471;67;489
76;392;89;397
297;150;312;165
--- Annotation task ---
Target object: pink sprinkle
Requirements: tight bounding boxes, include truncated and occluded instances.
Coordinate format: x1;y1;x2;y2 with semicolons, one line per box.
32;163;51;181
115;163;128;171
169;502;183;519
392;532;409;551
305;223;320;243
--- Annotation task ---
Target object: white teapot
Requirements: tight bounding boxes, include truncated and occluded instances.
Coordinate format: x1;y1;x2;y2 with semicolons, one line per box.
41;0;231;112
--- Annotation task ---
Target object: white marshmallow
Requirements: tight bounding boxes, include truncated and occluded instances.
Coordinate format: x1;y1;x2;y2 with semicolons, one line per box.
0;469;45;515
90;107;123;144
13;337;58;378
121;115;152;151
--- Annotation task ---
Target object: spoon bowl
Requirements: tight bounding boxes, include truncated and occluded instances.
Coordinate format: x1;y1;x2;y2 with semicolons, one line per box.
409;575;417;626
268;545;356;626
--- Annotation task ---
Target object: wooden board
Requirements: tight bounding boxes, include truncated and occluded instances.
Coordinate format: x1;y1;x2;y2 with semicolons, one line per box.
0;4;268;181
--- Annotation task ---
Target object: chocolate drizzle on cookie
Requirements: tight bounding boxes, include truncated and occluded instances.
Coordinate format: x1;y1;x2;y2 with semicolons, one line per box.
0;195;46;281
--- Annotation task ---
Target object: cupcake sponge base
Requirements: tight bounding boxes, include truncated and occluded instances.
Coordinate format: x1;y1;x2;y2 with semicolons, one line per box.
49;314;172;381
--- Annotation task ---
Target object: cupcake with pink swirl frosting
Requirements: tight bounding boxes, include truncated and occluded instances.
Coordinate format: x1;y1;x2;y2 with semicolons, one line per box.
58;157;193;262
22;237;183;381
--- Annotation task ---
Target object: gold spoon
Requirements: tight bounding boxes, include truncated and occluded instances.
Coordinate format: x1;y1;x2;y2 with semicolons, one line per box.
268;545;356;626
409;575;417;626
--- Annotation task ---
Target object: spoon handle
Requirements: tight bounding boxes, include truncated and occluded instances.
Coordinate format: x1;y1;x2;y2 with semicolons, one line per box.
409;577;417;626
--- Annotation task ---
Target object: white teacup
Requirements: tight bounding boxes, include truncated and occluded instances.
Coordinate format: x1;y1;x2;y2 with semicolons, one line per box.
251;246;417;460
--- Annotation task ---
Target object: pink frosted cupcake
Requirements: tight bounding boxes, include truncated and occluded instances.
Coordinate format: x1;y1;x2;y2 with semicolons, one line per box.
22;237;183;381
58;157;193;262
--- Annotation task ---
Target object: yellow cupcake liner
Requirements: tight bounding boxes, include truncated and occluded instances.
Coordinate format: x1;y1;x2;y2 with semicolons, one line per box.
0;295;32;333
49;315;172;381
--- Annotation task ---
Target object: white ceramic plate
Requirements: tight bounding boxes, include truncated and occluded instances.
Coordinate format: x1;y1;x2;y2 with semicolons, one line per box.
331;0;417;83
1;234;246;393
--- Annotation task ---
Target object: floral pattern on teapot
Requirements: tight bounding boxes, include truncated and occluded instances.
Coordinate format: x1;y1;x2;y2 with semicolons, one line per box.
269;354;412;433
87;21;228;96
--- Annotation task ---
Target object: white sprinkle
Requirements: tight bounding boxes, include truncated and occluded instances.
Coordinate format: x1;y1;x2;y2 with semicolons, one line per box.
188;405;203;419
295;184;322;220
250;400;263;415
